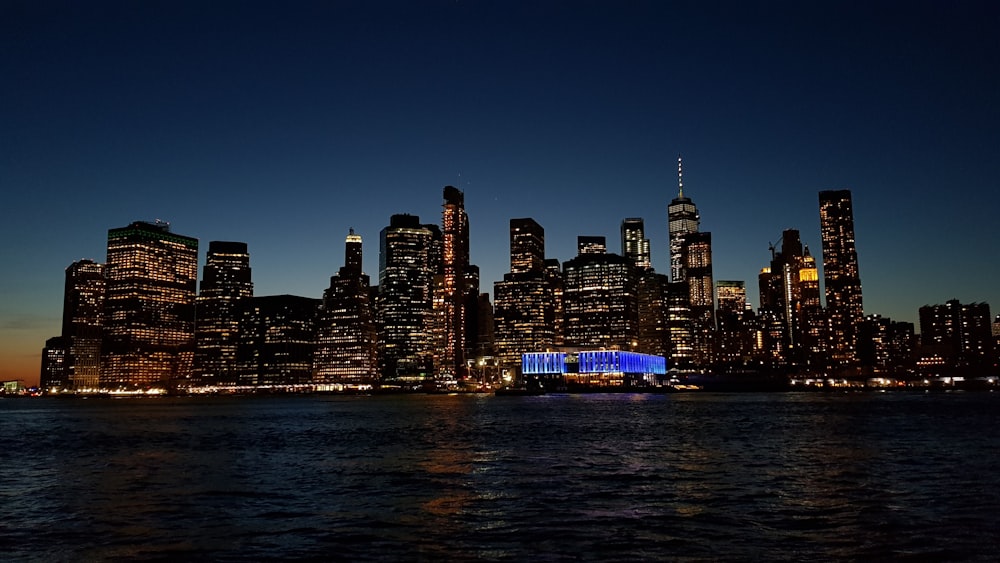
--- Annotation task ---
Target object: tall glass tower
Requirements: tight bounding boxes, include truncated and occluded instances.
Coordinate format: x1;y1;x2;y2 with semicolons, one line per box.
819;189;863;365
668;156;700;283
194;241;252;386
63;259;106;390
621;218;651;271
439;186;471;379
102;221;198;389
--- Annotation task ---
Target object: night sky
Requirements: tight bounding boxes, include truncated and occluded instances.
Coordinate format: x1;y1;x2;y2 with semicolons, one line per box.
3;1;998;385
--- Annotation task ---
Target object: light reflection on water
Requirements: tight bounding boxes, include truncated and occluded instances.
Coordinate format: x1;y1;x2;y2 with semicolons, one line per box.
2;392;999;560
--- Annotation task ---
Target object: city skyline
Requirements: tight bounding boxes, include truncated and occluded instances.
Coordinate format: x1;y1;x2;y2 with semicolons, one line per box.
4;2;999;384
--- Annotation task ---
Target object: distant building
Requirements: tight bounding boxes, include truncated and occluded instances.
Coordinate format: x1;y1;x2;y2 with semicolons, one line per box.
101;221;198;389
562;239;638;351
621;218;652;271
716;280;753;365
314;230;377;385
858;314;915;374
438;186;472;379
682;231;715;365
40;336;69;391
819;189;863;365
494;218;555;368
668;155;699;283
62;259;106;390
637;271;671;358
918;300;993;373
377;214;436;380
194;241;252;386
577;235;607;256
241;295;319;386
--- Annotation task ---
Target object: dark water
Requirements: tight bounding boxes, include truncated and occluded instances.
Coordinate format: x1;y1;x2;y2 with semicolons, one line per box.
2;392;999;561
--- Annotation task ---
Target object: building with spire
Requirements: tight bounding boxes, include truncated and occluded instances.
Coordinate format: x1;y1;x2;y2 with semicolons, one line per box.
314;229;377;386
668;155;700;283
819;189;863;366
194;241;252;386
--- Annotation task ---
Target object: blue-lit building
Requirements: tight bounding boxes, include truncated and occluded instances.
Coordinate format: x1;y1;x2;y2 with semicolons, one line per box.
522;350;667;388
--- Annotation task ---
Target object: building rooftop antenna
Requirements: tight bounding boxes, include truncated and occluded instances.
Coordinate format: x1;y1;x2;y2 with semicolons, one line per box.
677;154;684;198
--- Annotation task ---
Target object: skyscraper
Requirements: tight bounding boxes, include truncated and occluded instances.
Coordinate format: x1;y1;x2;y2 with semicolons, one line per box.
494;218;555;368
562;239;638;351
314;229;377;385
621;218;651;271
918;300;993;371
194;241;252;386
668;155;700;283
102;221;198;389
716;280;752;365
819;189;863;365
377;214;435;379
682;231;715;365
62;259;105;390
240;295;319;386
439;186;471;378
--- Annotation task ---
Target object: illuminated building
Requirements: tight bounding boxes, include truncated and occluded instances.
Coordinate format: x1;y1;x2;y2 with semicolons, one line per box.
101;221;198;389
545;259;565;346
637;271;671;358
377;214;436;379
819;189;863;364
858;314;915;374
562;240;638;351
314;230;377;385
438;186;472;378
577;236;607;255
464;264;482;362
194;242;252;386
494;218;554;368
918;300;993;372
62;259;106;390
668;155;699;283
682;231;714;365
666;281;693;367
522;350;666;388
621;218;651;271
716;280;753;365
40;336;69;391
240;295;319;385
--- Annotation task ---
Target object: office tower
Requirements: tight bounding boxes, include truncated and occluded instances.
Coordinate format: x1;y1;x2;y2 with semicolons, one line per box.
510;218;545;274
377;214;435;379
62;259;105;390
819;189;863;364
562;243;638;351
194;242;252;386
102;221;198;389
668;155;700;283
476;293;495;358
464;264;481;361
858;314;913;374
314;230;377;385
682;231;715;365
666;281;693;367
577;235;607;256
240;295;319;386
439;186;471;378
494;218;554;368
545;259;565;346
716;280;752;365
40;337;69;391
621;218;651;271
637;271;671;357
918;300;994;371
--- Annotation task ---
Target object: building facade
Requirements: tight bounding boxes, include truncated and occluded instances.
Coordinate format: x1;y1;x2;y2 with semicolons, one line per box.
194;241;252;386
562;240;638;351
819;189;863;365
62;259;106;390
101;221;198;389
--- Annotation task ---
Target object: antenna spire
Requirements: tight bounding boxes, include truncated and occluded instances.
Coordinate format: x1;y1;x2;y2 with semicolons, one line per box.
677;154;684;198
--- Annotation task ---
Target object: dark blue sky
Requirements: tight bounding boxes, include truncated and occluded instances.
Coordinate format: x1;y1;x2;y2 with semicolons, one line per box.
3;1;999;382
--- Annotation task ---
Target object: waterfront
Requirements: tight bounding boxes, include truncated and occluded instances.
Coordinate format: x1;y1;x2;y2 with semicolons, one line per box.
2;392;999;561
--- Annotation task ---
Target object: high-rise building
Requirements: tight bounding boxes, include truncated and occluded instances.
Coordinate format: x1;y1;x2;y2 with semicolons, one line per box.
918;300;993;371
668;156;700;283
858;314;915;374
377;214;435;379
62;259;106;390
545;258;565;346
819;189;863;365
666;281;693;367
314;230;377;385
102;221;198;389
240;295;318;386
621;218;651;271
637;271;671;358
494;218;554;368
716;280;753;365
562;240;638;351
682;231;714;365
40;336;69;391
194;241;252;386
438;186;471;378
577;236;607;256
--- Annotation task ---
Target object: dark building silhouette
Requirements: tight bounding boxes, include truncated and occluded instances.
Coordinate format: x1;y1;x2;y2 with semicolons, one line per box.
918;300;993;373
716;280;753;366
102;221;198;389
314;230;377;385
858;314;916;374
562;238;638;351
194;241;252;386
40;336;69;391
377;214;436;380
682;231;715;365
240;295;318;386
637;271;671;358
819;189;863;365
62;259;105;390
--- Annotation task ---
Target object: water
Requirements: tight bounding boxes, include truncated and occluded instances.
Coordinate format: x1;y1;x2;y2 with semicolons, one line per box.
2;392;999;561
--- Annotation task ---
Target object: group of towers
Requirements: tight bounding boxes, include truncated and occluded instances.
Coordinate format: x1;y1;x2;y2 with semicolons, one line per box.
44;161;990;391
